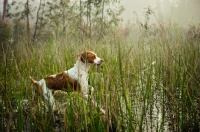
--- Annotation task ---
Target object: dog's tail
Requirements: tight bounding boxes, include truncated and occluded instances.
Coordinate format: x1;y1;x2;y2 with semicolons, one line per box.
29;76;40;87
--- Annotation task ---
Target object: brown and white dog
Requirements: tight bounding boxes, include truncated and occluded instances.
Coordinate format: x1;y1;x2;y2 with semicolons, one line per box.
30;51;105;114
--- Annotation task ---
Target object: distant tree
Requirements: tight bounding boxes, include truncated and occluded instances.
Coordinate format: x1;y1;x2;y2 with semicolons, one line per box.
7;0;36;44
26;0;30;43
2;0;8;20
7;0;124;42
33;0;42;40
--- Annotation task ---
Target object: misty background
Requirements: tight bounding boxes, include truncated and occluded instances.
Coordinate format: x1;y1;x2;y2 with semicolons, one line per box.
121;0;200;27
1;0;200;27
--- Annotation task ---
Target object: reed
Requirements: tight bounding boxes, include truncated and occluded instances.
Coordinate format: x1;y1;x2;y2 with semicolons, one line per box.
0;24;200;131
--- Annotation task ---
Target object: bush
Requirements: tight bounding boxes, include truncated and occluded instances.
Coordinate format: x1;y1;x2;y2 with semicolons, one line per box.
0;20;12;45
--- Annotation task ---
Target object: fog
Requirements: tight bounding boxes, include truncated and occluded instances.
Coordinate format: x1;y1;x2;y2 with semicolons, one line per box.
1;0;200;27
121;0;200;27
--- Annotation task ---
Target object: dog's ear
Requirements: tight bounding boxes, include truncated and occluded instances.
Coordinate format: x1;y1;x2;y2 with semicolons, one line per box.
79;51;87;63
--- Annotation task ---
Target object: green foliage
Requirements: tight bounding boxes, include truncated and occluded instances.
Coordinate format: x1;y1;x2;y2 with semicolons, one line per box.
0;20;12;44
0;20;12;61
12;20;27;44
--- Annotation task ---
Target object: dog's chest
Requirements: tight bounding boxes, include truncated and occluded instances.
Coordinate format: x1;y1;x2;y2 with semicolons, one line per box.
65;67;89;93
65;67;89;84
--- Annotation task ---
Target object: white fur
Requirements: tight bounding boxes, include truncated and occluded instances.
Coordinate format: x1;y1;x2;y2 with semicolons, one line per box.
94;56;102;65
36;79;55;109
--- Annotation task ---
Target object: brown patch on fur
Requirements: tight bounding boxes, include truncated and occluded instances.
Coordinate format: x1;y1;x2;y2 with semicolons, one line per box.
80;51;96;64
45;72;80;92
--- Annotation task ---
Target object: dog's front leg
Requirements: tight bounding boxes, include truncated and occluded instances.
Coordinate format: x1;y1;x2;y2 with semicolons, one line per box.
82;93;105;115
80;79;105;114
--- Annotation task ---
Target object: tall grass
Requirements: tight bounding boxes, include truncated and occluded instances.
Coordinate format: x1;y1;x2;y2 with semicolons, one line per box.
0;24;200;131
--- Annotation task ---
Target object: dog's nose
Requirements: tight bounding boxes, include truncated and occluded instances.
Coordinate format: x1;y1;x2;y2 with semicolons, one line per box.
97;59;104;65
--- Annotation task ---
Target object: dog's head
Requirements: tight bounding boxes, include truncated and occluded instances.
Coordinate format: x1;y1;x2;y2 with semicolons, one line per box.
79;51;103;66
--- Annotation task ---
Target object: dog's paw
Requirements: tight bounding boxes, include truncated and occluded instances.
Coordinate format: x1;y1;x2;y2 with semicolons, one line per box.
100;108;106;115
